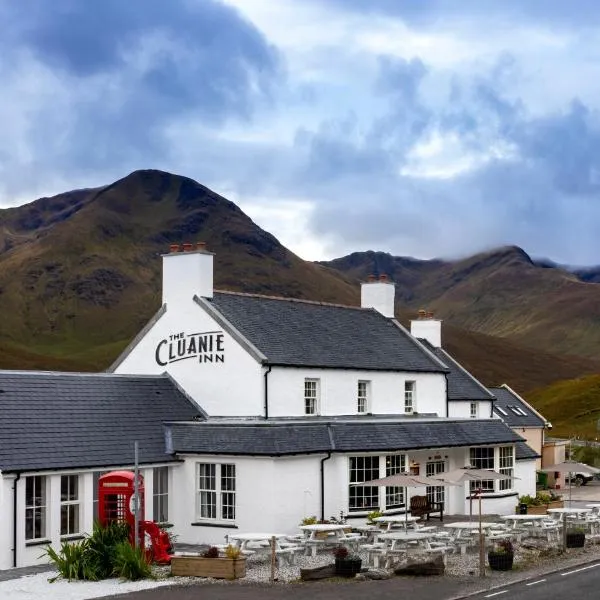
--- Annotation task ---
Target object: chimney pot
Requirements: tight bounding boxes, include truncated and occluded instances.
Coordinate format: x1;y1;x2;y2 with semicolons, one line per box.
169;244;180;253
427;311;434;319
367;274;376;282
182;242;193;252
379;274;389;282
418;309;427;319
197;241;207;251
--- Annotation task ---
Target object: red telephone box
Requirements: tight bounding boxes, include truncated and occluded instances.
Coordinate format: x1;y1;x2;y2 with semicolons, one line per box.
98;471;145;545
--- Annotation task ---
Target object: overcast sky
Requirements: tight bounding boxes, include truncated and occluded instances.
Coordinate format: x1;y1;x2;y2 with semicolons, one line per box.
1;0;600;265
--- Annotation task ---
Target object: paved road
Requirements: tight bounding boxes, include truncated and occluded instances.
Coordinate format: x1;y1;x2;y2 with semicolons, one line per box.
465;561;600;600
107;576;482;600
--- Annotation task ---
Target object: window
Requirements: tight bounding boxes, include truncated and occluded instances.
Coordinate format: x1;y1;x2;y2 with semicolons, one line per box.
404;381;416;413
348;454;406;512
357;381;370;414
196;463;236;521
348;456;379;511
470;402;478;418
495;406;508;416
385;454;405;508
498;446;514;491
304;379;319;415
426;461;446;505
153;467;169;523
60;475;80;536
469;447;495;492
25;475;47;540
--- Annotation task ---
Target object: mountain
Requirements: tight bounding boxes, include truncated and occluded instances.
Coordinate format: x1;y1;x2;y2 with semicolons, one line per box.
0;169;357;366
528;375;600;439
322;247;600;360
0;169;597;398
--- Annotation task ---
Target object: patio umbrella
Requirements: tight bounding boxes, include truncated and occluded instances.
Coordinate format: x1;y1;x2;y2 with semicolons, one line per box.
430;467;516;578
542;460;600;506
352;472;456;528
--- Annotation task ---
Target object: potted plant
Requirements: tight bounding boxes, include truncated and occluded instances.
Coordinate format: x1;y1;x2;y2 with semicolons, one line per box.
367;510;384;527
488;539;514;571
333;546;362;578
566;528;586;548
170;545;246;580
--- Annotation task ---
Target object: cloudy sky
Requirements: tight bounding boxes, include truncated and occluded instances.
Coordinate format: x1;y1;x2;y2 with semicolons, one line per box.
1;0;600;265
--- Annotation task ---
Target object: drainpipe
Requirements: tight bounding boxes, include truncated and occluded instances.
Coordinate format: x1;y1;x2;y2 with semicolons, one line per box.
13;472;21;568
263;365;272;419
320;452;332;521
444;373;450;417
320;425;335;521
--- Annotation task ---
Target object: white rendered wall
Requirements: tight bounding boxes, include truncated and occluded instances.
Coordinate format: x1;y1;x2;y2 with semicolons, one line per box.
448;401;494;419
515;460;537;499
268;368;447;417
114;298;264;417
163;249;214;304
360;281;395;318
0;474;15;570
410;319;442;347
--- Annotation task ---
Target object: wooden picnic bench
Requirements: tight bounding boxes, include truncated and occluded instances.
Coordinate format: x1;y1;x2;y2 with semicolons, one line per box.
410;495;444;521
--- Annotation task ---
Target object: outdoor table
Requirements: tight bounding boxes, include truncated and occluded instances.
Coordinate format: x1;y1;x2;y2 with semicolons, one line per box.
228;533;289;553
547;507;592;521
299;524;352;556
500;514;552;538
374;531;434;567
443;521;500;541
373;515;420;531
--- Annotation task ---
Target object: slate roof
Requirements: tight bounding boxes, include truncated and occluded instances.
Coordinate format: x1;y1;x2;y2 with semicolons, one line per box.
207;292;448;372
489;386;546;428
419;341;495;401
515;441;541;461
0;371;203;472
168;418;523;456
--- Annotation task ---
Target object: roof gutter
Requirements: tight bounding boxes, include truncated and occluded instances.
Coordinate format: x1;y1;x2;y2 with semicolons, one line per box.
263;365;272;419
13;472;21;568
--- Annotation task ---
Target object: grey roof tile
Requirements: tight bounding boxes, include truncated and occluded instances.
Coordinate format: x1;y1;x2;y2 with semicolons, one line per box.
489;386;546;428
169;418;523;456
0;371;203;472
419;340;495;401
208;292;448;372
515;441;541;460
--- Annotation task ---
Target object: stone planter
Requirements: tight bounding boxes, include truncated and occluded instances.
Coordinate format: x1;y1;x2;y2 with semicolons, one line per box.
171;555;246;579
547;500;564;510
335;557;362;577
488;551;514;571
566;532;585;548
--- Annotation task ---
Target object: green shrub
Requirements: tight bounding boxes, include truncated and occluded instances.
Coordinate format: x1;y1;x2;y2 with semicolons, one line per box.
301;515;318;525
367;510;384;524
112;541;152;581
45;540;89;582
86;521;131;579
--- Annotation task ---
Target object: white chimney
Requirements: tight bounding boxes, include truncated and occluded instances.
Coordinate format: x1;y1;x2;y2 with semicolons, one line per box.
361;274;396;318
162;242;214;305
410;309;442;347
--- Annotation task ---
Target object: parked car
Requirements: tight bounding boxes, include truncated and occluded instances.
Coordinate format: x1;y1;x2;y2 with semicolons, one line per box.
566;472;594;486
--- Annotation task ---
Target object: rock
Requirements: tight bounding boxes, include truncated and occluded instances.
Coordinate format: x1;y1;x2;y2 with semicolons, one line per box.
363;569;391;580
394;555;445;577
300;563;337;581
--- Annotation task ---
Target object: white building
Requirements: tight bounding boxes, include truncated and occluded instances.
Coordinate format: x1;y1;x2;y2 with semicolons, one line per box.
0;243;538;570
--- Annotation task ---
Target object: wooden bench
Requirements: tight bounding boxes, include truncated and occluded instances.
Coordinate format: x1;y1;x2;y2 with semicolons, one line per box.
410;495;444;521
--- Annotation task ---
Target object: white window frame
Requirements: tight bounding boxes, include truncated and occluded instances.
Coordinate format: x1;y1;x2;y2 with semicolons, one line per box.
348;454;406;512
498;446;514;491
153;467;169;523
404;381;416;413
357;380;370;414
25;475;47;541
60;474;80;536
470;402;478;418
304;378;320;415
196;463;236;522
469;447;495;493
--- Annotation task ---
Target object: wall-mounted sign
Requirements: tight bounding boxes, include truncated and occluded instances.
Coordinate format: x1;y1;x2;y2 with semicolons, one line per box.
155;331;225;366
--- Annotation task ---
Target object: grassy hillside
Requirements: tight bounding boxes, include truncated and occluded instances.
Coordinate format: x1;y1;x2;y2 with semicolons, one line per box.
527;375;600;439
323;247;600;360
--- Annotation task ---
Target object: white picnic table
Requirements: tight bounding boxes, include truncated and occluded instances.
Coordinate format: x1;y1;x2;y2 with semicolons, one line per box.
500;514;550;525
443;521;500;541
228;532;289;552
299;523;361;556
373;515;420;531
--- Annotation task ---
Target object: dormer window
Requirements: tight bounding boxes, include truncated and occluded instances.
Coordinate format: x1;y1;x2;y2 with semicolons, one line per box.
470;402;478;418
357;380;370;414
404;381;416;413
